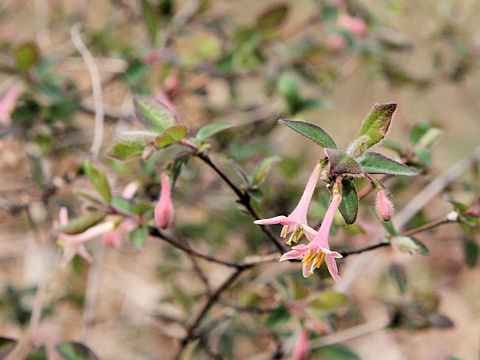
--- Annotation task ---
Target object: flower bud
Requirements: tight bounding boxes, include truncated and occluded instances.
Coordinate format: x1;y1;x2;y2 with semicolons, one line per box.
155;173;174;229
292;329;309;360
376;189;394;221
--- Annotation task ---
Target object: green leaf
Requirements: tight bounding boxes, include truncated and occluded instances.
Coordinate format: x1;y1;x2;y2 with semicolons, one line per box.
155;125;188;148
338;179;358;224
170;152;192;185
314;344;360;360
391;236;429;255
352;103;397;150
129;226;147;248
26;345;48;360
84;159;112;203
56;341;99;360
266;305;291;329
56;213;107;235
252;156;282;186
248;188;263;203
463;238;479;268
196;123;236;141
256;3;289;31
0;336;17;359
133;96;177;133
28;153;45;188
325;149;363;176
279;119;337;148
140;0;160;44
358;152;418;176
413;147;431;166
389;263;407;294
107;142;144;161
116;130;157;145
278;74;300;113
409;122;431;144
309;291;347;312
14;42;40;72
371;207;398;235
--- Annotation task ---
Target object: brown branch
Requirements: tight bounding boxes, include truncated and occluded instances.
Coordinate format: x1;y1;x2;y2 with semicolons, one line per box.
196;153;285;253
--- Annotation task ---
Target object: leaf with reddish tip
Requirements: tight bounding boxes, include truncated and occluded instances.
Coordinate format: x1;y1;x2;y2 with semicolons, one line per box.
359;152;418;176
351;103;397;151
155;125;188;148
279;119;337;148
107;142;144;161
324;149;362;177
133;96;177;133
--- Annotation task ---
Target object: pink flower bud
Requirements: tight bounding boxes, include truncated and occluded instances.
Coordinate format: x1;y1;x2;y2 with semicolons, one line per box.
292;329;309;360
155;173;174;229
376;189;394;221
338;14;368;38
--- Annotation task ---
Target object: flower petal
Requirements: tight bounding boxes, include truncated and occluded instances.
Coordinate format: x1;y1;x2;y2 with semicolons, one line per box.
325;255;340;281
254;215;288;225
279;250;304;261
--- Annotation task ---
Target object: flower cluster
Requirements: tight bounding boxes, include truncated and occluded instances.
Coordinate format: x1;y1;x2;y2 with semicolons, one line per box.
255;161;343;280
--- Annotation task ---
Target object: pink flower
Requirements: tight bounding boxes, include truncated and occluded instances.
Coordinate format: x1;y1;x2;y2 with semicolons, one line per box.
155;173;174;229
254;163;322;244
376;189;394;221
54;207;115;266
280;194;343;280
338;14;368;38
0;84;22;126
292;328;309;360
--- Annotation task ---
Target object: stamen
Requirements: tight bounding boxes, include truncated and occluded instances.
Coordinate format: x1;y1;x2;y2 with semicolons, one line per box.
302;249;314;264
313;253;325;269
281;225;290;238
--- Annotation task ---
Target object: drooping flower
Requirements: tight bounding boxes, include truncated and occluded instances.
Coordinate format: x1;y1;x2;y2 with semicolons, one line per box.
376;188;394;221
0;84;22;126
292;328;309;360
338;14;368;38
254;162;322;244
280;193;343;280
54;207;115;266
155;172;174;229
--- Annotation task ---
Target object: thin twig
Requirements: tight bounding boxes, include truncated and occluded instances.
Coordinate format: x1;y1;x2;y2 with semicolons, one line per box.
196;153;285;253
70;23;105;158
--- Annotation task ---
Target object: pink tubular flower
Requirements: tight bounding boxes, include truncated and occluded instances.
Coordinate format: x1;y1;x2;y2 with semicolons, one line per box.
376;188;394;221
254;163;322;244
155;173;174;229
280;193;343;280
0;84;22;126
54;208;115;266
292;328;309;360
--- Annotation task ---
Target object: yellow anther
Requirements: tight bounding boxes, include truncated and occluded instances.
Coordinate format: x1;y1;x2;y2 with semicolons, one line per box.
313;253;325;269
302;249;314;264
282;225;290;238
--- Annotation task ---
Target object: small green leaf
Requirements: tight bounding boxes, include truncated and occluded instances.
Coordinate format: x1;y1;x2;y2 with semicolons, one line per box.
359;152;418;176
140;0;160;44
56;341;99;360
279;119;337;148
84;159;112;203
129;226;147;248
389;263;407;294
413;147;431;166
0;336;17;359
338;179;358;224
107;142;144;161
133;96;177;133
26;345;48;360
324;149;363;176
252;156;282;186
56;213;107;235
309;291;347;312
409;122;431;144
196;123;236;141
155;125;188;148
352;103;397;150
314;344;360;360
391;236;429;255
249;188;264;203
14;42;40;72
170;152;192;185
463;238;479;268
28;153;45;188
266;305;291;329
371;207;398;235
116;129;157;145
278;74;300;114
256;3;289;31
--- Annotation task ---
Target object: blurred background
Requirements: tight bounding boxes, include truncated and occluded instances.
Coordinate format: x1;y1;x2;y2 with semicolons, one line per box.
1;0;480;359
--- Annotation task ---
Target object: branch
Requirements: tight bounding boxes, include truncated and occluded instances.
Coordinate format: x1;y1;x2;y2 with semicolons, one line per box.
196;153;285;253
